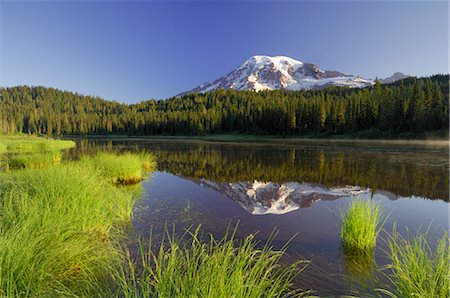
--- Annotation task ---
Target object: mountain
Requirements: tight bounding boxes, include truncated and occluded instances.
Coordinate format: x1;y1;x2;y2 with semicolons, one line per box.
196;179;369;215
180;55;374;95
379;72;410;84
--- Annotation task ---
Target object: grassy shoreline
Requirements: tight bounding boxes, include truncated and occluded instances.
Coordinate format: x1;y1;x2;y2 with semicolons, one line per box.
1;135;447;297
0;144;157;296
0;135;75;152
0;136;306;297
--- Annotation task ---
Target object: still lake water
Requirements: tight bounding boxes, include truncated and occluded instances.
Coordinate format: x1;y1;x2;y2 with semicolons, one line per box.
71;138;448;296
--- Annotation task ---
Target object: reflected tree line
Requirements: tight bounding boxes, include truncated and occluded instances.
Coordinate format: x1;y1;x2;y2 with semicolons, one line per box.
72;140;448;201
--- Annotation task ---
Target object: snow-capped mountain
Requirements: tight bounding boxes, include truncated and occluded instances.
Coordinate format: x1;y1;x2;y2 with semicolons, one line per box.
179;55;374;95
197;179;369;215
379;72;410;84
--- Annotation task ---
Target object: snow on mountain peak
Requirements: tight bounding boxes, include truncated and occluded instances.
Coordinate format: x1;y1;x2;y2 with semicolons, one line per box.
179;55;374;96
243;55;304;68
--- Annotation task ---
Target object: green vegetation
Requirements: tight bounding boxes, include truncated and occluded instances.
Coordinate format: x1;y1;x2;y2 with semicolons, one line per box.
0;164;136;296
0;143;157;296
80;152;157;184
0;137;308;297
340;199;448;297
5;151;62;169
109;228;309;297
340;198;382;254
0;75;448;138
0;135;75;152
0;135;74;170
379;229;450;298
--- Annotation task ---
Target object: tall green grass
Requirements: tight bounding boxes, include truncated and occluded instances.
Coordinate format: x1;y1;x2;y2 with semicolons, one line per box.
6;151;62;169
0;155;149;296
378;228;449;298
0;149;311;297
340;198;383;255
0;135;75;152
109;227;310;298
80;152;157;185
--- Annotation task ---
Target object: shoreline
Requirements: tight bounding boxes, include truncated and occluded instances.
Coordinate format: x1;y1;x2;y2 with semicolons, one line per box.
62;134;449;147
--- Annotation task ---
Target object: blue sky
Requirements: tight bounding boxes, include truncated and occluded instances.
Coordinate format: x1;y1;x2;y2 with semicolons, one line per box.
1;1;448;103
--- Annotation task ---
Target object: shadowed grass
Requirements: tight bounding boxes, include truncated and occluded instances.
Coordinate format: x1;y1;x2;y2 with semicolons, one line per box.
0;154;151;296
80;152;157;185
0;135;75;152
340;198;383;255
378;228;449;298
108;227;311;298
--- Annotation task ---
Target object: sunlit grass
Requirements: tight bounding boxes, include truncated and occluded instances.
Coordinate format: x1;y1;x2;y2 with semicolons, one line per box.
80;152;157;185
340;198;383;255
0;135;75;152
6;151;62;169
378;228;449;298
0;153;151;296
108;227;310;298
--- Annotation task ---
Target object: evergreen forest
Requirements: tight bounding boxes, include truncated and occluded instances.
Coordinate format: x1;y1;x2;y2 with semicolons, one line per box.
0;75;448;138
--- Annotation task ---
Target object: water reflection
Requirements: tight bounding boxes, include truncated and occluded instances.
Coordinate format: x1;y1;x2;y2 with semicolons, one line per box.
67;138;449;296
131;171;448;296
195;179;368;214
341;251;380;296
69;139;449;201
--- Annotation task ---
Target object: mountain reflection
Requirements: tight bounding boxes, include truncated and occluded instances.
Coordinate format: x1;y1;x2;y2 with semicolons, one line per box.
196;179;369;215
72;139;449;201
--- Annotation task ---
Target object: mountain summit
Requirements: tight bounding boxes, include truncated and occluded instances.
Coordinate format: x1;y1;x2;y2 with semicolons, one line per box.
379;72;410;84
180;55;374;95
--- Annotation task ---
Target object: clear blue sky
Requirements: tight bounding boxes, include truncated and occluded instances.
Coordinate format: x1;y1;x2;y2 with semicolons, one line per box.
1;1;448;103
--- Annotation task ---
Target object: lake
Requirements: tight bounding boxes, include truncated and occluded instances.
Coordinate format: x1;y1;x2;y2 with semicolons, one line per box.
70;138;448;296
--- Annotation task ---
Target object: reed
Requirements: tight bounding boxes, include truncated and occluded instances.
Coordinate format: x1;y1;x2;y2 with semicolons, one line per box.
340;198;382;255
378;228;449;298
0;154;150;296
6;151;62;169
80;152;157;185
109;227;310;298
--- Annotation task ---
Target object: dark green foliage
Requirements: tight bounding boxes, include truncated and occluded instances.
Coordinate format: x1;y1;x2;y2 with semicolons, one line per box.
0;75;448;137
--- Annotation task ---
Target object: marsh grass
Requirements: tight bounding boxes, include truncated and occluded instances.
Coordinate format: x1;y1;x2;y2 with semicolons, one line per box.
81;152;157;185
340;198;384;255
108;227;310;298
0;147;312;297
0;156;147;296
6;151;62;169
0;135;75;152
377;228;449;298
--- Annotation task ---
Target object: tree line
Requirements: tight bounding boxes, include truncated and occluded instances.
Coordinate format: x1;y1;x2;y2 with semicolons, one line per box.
0;75;448;137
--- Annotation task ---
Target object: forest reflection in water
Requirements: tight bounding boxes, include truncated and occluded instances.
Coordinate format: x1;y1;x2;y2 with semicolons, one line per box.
68;138;448;296
70;138;448;201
